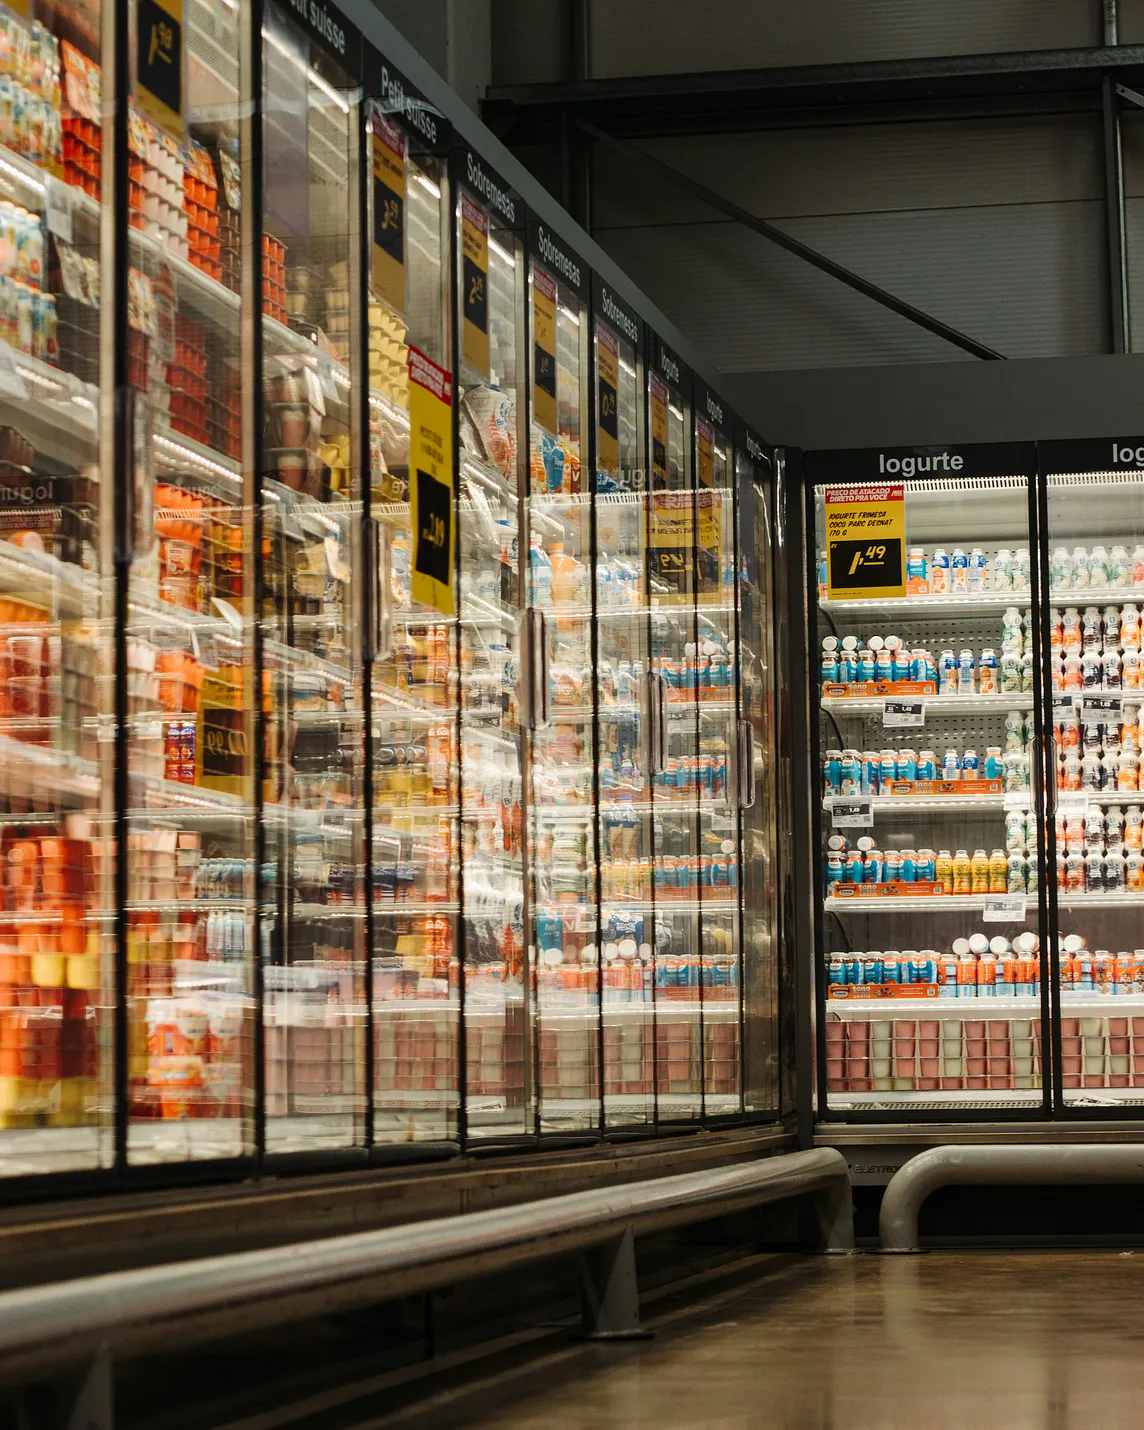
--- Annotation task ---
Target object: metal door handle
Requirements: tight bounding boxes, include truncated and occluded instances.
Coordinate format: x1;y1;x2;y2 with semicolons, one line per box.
365;517;392;664
738;718;756;809
529;609;548;729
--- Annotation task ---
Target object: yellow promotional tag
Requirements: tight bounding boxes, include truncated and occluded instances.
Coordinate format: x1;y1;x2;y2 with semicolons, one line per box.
408;347;456;617
597;324;619;485
649;491;694;603
371;114;407;318
824;483;906;599
137;0;185;140
697;418;714;489
532;268;558;437
650;373;669;488
460;192;490;378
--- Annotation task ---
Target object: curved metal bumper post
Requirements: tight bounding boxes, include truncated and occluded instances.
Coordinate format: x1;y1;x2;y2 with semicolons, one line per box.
879;1144;1144;1252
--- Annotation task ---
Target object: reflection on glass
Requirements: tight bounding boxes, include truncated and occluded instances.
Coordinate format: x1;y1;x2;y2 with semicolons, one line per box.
456;185;527;1140
595;320;651;1127
737;447;779;1115
813;470;1043;1113
260;6;364;1152
1045;456;1144;1105
367;116;459;1144
528;257;595;1132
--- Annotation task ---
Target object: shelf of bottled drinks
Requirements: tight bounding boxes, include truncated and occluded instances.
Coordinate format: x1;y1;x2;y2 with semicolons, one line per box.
0;0;782;1185
804;438;1144;1121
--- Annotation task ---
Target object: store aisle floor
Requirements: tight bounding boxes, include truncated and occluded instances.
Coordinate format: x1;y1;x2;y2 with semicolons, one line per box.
390;1251;1144;1429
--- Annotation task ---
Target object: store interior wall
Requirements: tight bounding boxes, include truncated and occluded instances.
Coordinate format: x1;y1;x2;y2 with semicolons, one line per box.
483;0;1144;445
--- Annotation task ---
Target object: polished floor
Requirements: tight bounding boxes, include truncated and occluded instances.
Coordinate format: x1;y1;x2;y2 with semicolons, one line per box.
389;1252;1144;1429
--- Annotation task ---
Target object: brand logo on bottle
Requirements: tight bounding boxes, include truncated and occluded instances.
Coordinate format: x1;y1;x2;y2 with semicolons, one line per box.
878;451;963;478
537;226;581;289
466;153;515;224
600;288;639;344
1112;441;1144;467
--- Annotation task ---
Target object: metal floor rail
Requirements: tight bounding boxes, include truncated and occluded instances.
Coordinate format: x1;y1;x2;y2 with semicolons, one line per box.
0;1147;851;1429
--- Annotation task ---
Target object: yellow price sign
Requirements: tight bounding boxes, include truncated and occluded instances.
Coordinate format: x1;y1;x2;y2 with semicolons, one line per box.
650;373;669;489
649;491;694;603
824;483;906;599
461;192;490;378
532;268;558;437
371;114;407;317
697;418;714;489
137;0;185;140
597;323;619;484
408;347;455;617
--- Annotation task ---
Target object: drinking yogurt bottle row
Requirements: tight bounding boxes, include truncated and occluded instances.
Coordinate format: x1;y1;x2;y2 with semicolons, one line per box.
828;931;1042;998
826;835;1037;893
1050;546;1144;591
823;741;1030;795
821;635;1032;694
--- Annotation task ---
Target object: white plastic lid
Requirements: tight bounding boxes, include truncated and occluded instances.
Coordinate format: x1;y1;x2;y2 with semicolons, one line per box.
989;936;1011;955
952;938;971;956
968;933;990;955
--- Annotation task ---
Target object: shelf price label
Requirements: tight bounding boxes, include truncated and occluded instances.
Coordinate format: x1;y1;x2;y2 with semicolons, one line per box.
460;192;490;378
532;268;558;436
371;113;407;319
824;483;906;600
983;896;1028;923
829;796;873;830
883;699;925;728
597;323;619;484
137;0;186;141
650;373;668;488
1082;694;1122;724
408;346;455;618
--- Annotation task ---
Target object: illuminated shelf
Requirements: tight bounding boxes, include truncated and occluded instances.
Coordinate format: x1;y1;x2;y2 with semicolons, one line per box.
825;894;1034;914
822;693;1034;716
1055;892;1144;909
829;1089;1041;1107
825;998;1043;1019
823;794;1020;815
821;590;1030;616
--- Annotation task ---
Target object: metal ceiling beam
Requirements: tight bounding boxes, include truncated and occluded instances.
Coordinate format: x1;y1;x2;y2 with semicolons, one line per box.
576;118;1004;360
483;45;1144;142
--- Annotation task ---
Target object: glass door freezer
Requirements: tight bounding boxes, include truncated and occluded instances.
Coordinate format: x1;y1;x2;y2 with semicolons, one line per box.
804;443;1050;1120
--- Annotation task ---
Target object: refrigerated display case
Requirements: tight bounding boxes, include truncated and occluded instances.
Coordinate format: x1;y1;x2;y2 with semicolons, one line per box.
591;278;652;1128
804;444;1050;1120
1040;438;1144;1111
525;221;595;1134
452;147;528;1140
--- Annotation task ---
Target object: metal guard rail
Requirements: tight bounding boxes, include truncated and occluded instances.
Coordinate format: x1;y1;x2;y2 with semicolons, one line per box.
0;1148;851;1424
880;1143;1144;1252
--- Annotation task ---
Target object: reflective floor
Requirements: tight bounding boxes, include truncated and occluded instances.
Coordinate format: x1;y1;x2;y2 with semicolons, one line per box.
401;1252;1144;1430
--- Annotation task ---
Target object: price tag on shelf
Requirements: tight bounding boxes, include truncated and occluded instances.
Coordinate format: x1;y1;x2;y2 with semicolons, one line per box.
45;177;73;243
1053;700;1078;724
982;896;1027;923
883;699;925;728
829;797;873;830
1082;694;1122;724
1003;792;1031;809
0;342;27;401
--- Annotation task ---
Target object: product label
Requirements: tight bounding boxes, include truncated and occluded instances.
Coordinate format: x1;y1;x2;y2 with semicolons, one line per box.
697;417;714;489
137;0;185;141
408;347;455;617
650;373;669;488
829;797;873;829
982;896;1028;923
460;192;490;378
532;268;558;437
597;323;619;485
371;113;407;318
824;483;906;599
883;700;925;728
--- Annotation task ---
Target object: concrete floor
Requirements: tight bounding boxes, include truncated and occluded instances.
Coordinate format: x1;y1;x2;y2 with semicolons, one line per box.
396;1252;1144;1429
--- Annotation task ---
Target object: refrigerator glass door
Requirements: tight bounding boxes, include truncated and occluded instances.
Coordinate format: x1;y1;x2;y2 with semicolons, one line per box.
261;8;366;1153
367;119;458;1145
1044;455;1144;1107
737;448;780;1115
595;321;652;1128
812;467;1046;1115
697;425;741;1115
124;0;255;1162
527;259;596;1133
0;0;112;1174
456;191;527;1140
649;376;701;1122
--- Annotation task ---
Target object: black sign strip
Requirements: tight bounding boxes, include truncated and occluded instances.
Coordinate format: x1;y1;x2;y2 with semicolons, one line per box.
804;441;1036;483
527;218;588;301
735;419;771;468
456;145;522;229
694;378;730;439
651;332;687;395
276;0;361;73
1040;436;1144;475
591;274;642;352
362;39;450;152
